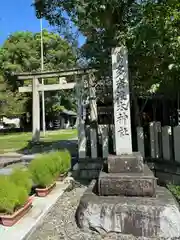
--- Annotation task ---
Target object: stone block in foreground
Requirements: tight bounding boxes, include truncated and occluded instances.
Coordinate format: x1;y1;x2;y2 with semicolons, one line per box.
76;180;180;239
98;165;157;197
108;152;144;173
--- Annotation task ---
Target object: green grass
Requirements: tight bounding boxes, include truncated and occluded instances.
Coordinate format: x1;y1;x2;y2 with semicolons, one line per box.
0;129;77;154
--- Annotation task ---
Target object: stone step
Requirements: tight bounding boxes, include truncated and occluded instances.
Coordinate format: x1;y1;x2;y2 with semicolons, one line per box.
79;158;104;170
76;180;180;239
98;165;157;197
78;158;104;179
108;152;144;173
79;157;105;162
79;169;100;180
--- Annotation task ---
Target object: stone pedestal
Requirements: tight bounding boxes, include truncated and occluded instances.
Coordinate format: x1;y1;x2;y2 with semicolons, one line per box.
102;153;157;197
76;180;180;239
108;153;144;173
76;46;180;238
76;153;180;239
99;165;157;197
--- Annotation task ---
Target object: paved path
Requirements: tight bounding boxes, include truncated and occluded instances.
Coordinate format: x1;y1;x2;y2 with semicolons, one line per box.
0;138;78;169
0;153;23;168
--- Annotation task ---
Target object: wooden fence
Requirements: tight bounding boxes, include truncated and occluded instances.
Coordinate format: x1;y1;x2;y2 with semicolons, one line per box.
78;121;180;163
137;122;177;161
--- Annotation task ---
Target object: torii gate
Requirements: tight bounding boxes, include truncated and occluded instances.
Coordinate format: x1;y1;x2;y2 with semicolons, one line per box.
15;68;97;143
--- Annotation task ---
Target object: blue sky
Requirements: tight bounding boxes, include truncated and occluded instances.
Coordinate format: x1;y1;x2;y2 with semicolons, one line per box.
0;0;85;46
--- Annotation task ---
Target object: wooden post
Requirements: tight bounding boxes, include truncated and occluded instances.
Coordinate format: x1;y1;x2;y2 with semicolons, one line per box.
102;125;109;158
162;126;171;161
150;121;161;159
99;125;109;158
150;122;156;158
155;121;162;158
137;126;145;158
174;126;180;163
111;124;116;153
90;128;97;158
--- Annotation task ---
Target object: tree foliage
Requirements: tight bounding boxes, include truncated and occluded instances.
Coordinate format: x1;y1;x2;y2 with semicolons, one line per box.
0;30;77;117
128;1;180;97
34;0;180;97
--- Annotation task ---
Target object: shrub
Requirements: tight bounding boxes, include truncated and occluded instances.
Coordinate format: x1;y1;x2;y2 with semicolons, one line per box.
167;184;180;200
29;155;54;188
16;186;28;208
0;176;28;214
29;150;71;188
9;168;33;194
45;152;61;178
58;150;71;174
42;150;71;176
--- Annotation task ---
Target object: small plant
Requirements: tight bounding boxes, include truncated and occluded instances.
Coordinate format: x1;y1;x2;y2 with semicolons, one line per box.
59;150;71;174
44;150;71;176
29;155;55;188
167;184;180;200
29;150;71;190
9;168;33;194
0;176;28;214
45;152;61;178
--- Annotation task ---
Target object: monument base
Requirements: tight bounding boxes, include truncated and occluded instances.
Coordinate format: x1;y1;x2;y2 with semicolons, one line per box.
76;180;180;239
108;153;144;173
99;165;157;197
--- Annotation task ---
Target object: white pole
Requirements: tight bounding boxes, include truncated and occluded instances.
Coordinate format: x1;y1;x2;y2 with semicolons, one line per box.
40;18;46;136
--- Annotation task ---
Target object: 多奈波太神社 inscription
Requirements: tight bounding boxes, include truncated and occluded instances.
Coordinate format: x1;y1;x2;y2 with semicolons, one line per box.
112;46;132;154
115;49;130;137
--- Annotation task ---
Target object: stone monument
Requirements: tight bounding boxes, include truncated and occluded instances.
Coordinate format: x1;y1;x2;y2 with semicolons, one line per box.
75;46;180;239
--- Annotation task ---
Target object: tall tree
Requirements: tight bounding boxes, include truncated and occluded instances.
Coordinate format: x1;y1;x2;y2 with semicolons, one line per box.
0;30;77;118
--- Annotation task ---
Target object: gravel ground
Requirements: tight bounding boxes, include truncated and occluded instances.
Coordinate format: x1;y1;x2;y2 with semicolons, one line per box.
26;181;174;240
27;181;132;240
27;182;137;240
27;182;102;240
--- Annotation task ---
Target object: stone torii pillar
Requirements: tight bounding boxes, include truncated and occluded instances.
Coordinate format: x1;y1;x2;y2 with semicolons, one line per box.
89;73;98;159
76;76;86;159
32;77;40;142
